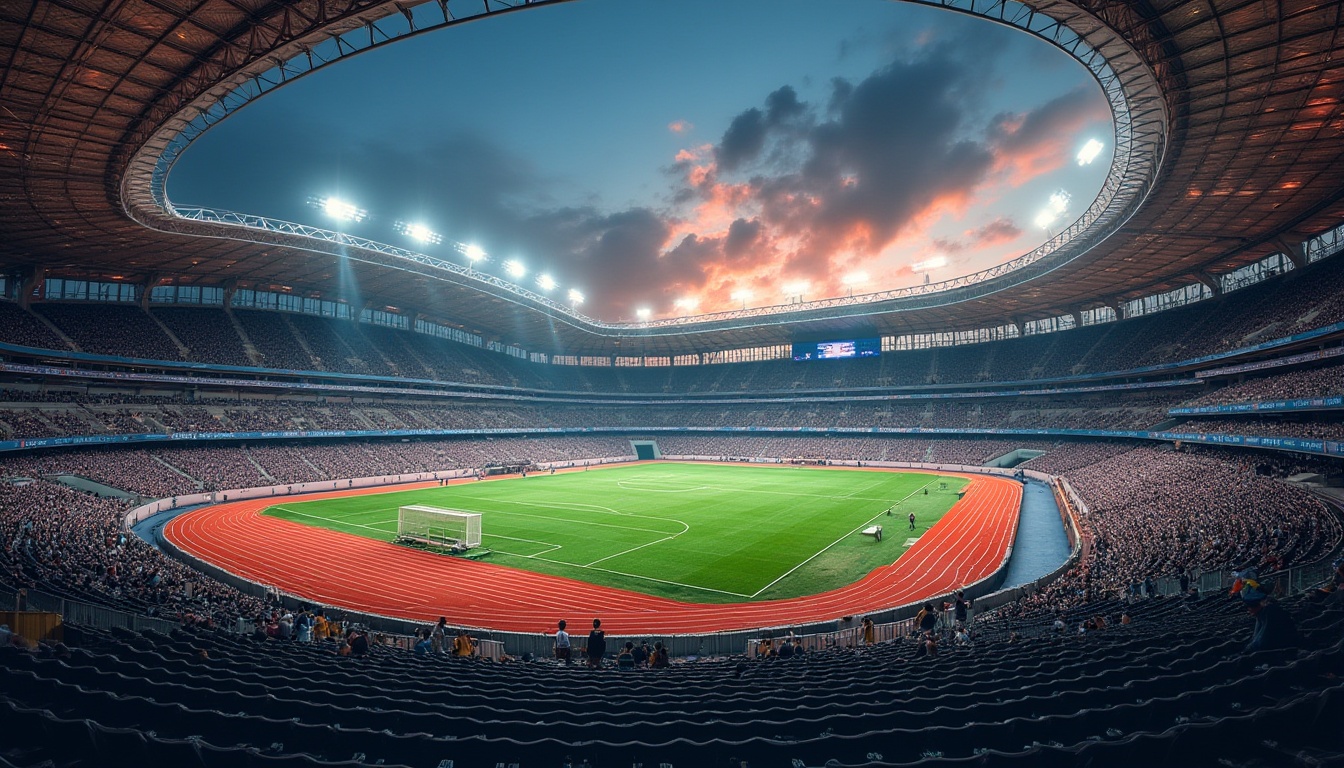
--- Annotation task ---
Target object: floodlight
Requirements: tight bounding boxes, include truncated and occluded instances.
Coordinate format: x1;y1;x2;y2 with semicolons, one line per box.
504;259;526;278
635;307;652;320
1036;190;1072;229
1076;138;1104;165
567;289;585;305
319;197;366;223
842;271;869;286
536;273;557;291
730;289;754;301
911;255;948;272
463;244;487;262
1048;190;1072;213
674;297;700;311
396;221;442;245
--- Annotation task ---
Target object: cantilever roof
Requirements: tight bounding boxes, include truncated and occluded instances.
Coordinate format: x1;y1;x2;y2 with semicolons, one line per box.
1;0;1342;358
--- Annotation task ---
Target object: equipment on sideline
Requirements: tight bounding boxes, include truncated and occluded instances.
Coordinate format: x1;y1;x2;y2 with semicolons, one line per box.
397;505;481;550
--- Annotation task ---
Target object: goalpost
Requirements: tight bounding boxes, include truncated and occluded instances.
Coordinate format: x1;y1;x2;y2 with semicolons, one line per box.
397;505;482;550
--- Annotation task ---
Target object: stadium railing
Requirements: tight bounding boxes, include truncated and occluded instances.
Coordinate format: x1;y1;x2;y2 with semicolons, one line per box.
0;583;179;635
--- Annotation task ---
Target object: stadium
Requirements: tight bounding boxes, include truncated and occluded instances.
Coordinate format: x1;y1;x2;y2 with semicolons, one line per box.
2;0;1344;765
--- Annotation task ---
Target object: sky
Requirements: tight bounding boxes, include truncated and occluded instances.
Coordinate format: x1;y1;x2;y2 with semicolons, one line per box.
169;0;1114;322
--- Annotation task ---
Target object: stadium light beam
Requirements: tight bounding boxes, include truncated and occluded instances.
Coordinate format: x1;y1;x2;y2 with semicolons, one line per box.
462;244;487;263
504;259;526;278
1077;138;1105;165
536;273;557;291
674;297;700;313
635;307;652;320
730;289;753;309
567;288;584;305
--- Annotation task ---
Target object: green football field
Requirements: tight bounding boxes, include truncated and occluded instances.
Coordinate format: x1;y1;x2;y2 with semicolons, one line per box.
262;462;968;603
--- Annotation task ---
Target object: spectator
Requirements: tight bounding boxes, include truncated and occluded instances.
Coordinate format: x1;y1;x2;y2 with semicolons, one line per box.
349;629;370;658
554;619;571;664
453;628;476;658
651;641;670;668
586;619;606;668
1240;583;1300;653
617;642;635;670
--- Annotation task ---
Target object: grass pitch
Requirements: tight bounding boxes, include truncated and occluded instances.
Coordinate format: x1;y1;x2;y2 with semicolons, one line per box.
263;462;967;603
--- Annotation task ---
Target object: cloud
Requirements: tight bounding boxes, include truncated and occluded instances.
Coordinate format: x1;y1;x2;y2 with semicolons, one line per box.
668;119;694;134
723;217;764;260
716;86;810;172
716;108;769;171
987;85;1112;185
969;217;1022;246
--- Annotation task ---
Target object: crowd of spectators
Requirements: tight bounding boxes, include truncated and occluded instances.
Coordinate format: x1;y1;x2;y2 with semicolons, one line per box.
1178;417;1344;441
1187;360;1344;406
0;437;636;497
0;478;266;625
0;384;1274;443
1007;446;1340;617
0;301;68;349
35;303;183;361
0;448;188;498
0;390;1194;441
152;307;254;367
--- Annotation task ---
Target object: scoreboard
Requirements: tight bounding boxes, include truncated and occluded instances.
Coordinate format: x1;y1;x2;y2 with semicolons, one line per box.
791;337;881;361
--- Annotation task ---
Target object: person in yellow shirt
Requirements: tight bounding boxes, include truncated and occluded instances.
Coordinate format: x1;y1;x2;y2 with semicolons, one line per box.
313;613;329;642
453;629;476;657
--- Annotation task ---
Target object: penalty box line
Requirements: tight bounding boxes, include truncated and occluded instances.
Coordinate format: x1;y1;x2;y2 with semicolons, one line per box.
746;476;942;599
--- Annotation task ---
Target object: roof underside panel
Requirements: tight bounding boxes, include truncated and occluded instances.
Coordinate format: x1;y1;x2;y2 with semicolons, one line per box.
1;0;1343;360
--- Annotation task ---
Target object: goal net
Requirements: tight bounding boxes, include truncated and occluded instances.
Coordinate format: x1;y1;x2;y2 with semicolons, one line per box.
397;505;482;549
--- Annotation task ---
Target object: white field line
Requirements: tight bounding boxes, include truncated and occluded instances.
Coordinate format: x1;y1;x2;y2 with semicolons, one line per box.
583;534;682;568
747;476;941;599
482;533;564;558
840;480;882;499
615;480;711;493
486;507;684;536
668;482;900;503
272;507;395;534
521;556;752;598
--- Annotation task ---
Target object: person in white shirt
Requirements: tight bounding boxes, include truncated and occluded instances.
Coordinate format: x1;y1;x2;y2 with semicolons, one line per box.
554;619;572;664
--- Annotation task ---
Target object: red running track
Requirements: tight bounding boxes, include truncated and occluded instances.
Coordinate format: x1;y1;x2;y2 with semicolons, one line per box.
164;465;1022;635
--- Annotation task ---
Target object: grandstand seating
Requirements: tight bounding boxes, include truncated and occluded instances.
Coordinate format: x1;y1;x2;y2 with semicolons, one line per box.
1;256;1340;395
1;589;1340;767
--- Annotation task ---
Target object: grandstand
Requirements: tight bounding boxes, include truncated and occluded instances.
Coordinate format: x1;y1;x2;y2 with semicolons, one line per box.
3;0;1344;766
